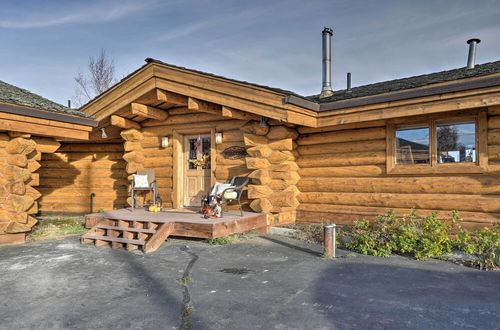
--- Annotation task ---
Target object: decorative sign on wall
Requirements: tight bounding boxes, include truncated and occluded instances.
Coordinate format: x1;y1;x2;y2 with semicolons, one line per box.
222;146;248;160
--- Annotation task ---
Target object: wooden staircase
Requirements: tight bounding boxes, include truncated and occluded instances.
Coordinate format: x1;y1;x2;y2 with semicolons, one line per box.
81;218;174;253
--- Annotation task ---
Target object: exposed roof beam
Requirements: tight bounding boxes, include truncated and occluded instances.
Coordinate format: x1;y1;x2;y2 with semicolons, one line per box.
157;89;188;106
110;115;141;129
188;97;222;116
221;106;261;121
130;102;168;121
0;118;89;140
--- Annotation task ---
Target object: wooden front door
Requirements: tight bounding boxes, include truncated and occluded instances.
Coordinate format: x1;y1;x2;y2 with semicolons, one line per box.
183;134;212;207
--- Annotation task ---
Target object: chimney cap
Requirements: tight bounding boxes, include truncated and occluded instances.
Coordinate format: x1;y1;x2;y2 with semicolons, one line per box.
467;38;481;44
322;27;333;35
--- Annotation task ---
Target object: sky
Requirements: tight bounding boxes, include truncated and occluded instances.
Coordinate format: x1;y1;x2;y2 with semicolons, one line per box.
1;0;499;107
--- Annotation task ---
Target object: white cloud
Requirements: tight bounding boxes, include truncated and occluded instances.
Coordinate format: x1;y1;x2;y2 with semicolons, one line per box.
0;0;165;29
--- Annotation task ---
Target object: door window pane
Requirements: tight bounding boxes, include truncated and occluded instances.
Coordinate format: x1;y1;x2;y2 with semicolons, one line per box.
437;121;476;163
187;137;211;169
396;126;430;164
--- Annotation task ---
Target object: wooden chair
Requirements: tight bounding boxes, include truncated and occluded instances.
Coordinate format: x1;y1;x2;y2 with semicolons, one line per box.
221;176;249;217
131;170;158;208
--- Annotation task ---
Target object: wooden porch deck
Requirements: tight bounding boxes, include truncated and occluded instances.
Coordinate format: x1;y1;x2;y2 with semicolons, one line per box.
82;208;267;253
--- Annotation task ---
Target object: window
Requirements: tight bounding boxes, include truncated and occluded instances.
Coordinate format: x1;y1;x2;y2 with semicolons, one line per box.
387;111;487;174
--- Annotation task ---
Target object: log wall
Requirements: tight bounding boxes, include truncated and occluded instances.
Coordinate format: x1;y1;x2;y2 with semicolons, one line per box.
295;107;500;230
0;133;56;244
136;114;251;208
38;143;128;214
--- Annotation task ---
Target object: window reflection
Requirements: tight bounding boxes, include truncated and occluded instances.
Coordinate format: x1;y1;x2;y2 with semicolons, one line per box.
437;122;475;163
396;126;430;164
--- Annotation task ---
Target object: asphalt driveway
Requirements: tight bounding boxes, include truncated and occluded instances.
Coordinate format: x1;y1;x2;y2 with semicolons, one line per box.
0;235;498;330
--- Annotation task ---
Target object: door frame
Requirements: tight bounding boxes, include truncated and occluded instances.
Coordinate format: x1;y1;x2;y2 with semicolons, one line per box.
172;128;216;209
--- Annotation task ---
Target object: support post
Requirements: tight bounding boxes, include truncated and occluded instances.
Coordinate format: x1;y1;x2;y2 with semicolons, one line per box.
323;224;336;258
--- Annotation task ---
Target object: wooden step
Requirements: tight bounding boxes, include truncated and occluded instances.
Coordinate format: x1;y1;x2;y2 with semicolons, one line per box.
96;225;156;234
81;234;146;246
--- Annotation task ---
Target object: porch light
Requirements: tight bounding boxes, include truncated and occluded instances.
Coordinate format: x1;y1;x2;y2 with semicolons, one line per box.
100;128;108;139
215;131;223;144
259;117;268;127
161;136;169;148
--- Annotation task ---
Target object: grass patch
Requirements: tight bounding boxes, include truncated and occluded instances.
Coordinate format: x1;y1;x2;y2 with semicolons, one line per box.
27;216;87;242
282;224;324;244
206;235;237;245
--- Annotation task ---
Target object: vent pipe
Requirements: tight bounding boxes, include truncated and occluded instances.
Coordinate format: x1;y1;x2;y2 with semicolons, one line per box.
346;72;352;92
320;27;334;98
466;38;481;69
67;99;71;108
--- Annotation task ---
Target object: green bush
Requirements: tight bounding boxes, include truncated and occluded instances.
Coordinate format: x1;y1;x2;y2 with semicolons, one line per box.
340;210;499;270
453;222;499;270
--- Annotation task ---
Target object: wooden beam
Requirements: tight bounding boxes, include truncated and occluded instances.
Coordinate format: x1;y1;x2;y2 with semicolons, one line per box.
188;97;222;116
130;102;168;121
221;106;261;121
0;118;89;140
110;115;141;129
156;89;188;106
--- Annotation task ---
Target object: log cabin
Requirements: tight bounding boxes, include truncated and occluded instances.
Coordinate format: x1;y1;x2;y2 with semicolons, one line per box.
0;80;97;244
4;30;500;247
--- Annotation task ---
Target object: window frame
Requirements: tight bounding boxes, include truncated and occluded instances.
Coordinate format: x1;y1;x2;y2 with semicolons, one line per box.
387;110;488;175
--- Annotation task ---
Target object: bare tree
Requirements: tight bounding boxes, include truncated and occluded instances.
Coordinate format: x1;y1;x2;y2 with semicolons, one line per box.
73;49;116;107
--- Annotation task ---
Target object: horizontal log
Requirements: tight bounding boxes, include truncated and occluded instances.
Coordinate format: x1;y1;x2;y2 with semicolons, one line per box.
6;138;36;155
298;192;500;213
247;145;273;158
218;129;243;143
58;143;123;153
240;120;269;136
38;168;128;178
488;116;500;129
111;115;141;129
142;119;244;135
490;145;500;160
33;137;61;153
124;141;142;152
121;128;144;142
38;202;128;213
243;133;268;147
43;152;124;161
249;198;272;213
42;159;126;169
297;204;500;225
270;171;300;184
489;106;500;115
221;106;260;121
298;165;385;177
266;126;298;140
143;157;172;168
131;103;168;121
488;129;500;145
297;176;500;194
297;127;386;146
141;136;161;148
268;138;293;151
297;151;386;167
215;165;250;180
298;120;386;134
268;151;295;164
142;113;223;127
297;139;386;155
39;178;128;189
215;156;246;166
142;147;172;158
37;189;126;198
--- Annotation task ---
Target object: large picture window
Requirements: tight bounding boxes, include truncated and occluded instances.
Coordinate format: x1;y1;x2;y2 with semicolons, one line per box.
387;111;487;174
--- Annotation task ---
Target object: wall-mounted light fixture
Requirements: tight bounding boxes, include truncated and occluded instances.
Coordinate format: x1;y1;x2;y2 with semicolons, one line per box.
259;117;268;127
215;131;223;144
161;136;169;148
100;127;108;139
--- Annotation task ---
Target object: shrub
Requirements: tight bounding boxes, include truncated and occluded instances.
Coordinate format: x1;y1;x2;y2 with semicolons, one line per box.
453;222;499;270
340;210;499;270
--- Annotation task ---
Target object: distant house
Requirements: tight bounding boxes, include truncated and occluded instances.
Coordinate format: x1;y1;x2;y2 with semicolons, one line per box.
2;31;499;245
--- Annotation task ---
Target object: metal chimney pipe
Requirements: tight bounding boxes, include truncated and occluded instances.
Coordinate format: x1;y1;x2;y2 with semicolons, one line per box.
320;27;334;98
346;72;352;92
67;99;71;108
466;38;481;69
